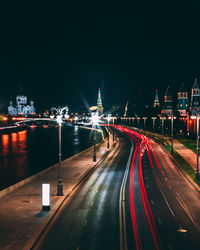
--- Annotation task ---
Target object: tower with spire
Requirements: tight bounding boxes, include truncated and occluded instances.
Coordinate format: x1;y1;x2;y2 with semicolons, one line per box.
177;83;189;116
161;86;173;115
190;78;200;112
153;90;160;108
124;101;128;117
97;88;104;116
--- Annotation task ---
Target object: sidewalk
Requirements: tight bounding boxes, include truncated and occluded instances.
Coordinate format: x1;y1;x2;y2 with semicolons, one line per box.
0;134;116;250
149;131;198;171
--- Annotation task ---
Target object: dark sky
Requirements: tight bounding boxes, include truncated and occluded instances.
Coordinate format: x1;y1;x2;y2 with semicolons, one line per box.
0;1;200;112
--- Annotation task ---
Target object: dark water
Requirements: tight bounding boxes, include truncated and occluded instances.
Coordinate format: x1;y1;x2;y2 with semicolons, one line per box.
0;126;102;191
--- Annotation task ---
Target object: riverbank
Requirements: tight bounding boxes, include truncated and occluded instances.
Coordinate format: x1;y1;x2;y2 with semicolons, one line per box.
0;125;103;191
0;128;116;250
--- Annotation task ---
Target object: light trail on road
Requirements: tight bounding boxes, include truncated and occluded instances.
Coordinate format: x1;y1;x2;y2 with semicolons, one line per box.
113;125;200;249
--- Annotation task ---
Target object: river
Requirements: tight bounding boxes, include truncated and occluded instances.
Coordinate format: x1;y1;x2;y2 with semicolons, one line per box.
0;125;103;191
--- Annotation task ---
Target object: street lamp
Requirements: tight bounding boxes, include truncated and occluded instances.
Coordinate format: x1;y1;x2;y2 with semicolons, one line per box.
168;114;176;154
137;117;140;128
160;117;166;135
107;114;111;148
91;112;100;162
151;117;156;138
191;111;200;180
51;106;69;196
143;117;147;134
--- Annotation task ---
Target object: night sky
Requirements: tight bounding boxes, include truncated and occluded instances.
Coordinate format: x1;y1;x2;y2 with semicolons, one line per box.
1;1;200;113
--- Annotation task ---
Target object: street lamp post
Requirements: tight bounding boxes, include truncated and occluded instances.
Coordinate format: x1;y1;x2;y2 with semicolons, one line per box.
51;106;69;196
168;114;176;154
160;117;166;141
191;111;200;180
143;117;147;134
137;117;140;128
91;112;99;162
151;117;156;138
107;114;111;148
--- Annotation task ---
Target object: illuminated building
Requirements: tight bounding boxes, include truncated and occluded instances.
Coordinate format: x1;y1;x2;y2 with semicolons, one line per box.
161;86;173;115
153;89;160;108
177;83;189;116
8;95;35;116
97;88;104;116
190;78;200;112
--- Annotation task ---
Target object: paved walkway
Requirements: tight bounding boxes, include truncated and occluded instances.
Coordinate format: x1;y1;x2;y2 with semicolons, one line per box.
0;132;116;250
148;131;198;171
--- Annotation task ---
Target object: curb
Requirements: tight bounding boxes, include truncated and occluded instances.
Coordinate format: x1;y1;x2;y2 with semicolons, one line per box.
23;139;118;250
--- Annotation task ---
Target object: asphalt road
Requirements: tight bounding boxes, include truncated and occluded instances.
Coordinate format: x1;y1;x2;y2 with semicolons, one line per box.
34;127;200;250
36;133;134;250
121;127;200;250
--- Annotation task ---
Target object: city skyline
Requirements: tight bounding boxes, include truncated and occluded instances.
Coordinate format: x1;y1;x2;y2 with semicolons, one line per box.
1;2;200;112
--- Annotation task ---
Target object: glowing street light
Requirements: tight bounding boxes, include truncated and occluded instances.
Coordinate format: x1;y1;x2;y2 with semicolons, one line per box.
91;112;100;162
160;117;166;136
151;117;156;138
142;117;147;134
51;106;69;196
168;114;176;154
137;117;140;128
191;111;200;180
107;114;111;148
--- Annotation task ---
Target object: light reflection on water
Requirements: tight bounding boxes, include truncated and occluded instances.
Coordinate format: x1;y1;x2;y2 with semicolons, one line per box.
0;126;102;191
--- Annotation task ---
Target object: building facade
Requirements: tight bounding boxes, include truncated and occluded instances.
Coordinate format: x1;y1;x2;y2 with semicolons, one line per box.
161;86;173;115
177;83;189;116
97;88;104;116
190;78;200;112
8;95;35;116
153;90;160;108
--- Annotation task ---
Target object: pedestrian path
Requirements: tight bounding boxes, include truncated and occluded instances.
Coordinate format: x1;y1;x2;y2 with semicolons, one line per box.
150;131;197;171
0;132;116;250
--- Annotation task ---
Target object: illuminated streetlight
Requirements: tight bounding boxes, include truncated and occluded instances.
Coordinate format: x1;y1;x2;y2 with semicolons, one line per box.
51;106;69;196
191;111;200;180
107;114;111;148
151;117;156;138
91;112;100;162
168;114;176;154
160;117;166;135
143;117;147;134
137;117;140;128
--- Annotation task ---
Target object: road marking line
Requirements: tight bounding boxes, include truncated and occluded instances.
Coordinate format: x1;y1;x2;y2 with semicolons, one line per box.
168;243;173;250
176;194;198;227
157;217;161;224
150;200;154;205
119;135;134;250
159;187;174;217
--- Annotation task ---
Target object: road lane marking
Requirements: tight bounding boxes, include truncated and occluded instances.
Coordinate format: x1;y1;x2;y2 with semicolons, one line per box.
168;243;173;250
177;228;187;233
119;135;134;250
176;194;198;227
159;187;174;217
157;218;161;224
